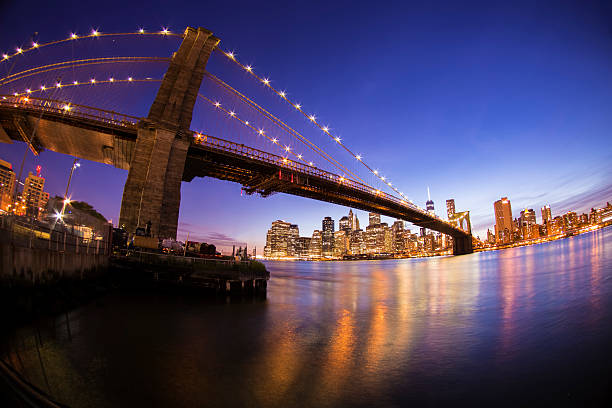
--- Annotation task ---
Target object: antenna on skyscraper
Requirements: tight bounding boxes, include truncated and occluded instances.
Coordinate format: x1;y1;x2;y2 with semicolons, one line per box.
427;187;431;201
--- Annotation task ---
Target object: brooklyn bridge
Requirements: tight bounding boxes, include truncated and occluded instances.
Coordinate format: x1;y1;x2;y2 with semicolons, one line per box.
0;27;473;255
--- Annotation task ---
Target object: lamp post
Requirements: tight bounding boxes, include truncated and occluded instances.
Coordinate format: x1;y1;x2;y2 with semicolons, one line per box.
60;158;80;221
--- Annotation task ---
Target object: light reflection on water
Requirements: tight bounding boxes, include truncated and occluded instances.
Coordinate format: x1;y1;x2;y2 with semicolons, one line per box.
3;228;611;407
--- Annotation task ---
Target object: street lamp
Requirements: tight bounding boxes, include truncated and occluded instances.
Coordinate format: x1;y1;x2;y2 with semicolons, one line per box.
60;158;80;221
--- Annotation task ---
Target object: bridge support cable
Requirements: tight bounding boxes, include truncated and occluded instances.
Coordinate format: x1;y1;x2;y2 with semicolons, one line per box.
202;72;368;187
1;31;183;64
0;57;170;86
214;47;423;208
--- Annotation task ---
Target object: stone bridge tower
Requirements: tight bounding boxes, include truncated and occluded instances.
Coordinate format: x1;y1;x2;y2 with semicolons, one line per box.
119;27;219;238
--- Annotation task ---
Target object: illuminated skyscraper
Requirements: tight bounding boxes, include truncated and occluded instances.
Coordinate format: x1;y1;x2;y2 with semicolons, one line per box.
263;220;292;258
494;197;513;244
541;205;552;224
23;171;46;220
369;212;381;226
322;216;335;257
347;209;360;231
339;216;350;231
0;159;16;212
309;230;322;258
520;209;537;227
426;187;434;215
446;199;455;219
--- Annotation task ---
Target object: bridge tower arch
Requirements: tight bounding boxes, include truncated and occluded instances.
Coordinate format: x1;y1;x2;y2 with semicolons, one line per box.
119;27;219;238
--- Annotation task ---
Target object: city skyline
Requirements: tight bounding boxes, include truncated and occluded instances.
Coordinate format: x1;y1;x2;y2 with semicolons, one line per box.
1;0;611;251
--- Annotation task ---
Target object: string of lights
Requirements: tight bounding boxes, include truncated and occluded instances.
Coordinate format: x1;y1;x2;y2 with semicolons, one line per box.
204;72;368;186
0;56;170;86
2;77;161;98
214;47;420;208
197;93;318;167
1;29;181;63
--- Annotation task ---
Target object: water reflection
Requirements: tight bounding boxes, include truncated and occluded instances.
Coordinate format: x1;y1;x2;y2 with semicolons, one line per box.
2;228;611;407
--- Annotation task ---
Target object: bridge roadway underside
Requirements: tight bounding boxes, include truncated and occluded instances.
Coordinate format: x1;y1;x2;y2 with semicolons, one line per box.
183;143;473;254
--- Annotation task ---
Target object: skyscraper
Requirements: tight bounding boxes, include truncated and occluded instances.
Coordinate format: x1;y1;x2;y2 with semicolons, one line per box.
369;212;381;226
348;209;360;231
446;199;455;219
322;216;335;257
520;209;537;227
494;197;513;244
0;159;16;212
339;216;350;231
541;205;552;224
23;171;46;220
263;220;292;258
426;187;434;215
309;230;322;258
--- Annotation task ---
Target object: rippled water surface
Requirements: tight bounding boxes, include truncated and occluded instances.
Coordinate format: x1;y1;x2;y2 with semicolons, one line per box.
3;228;612;407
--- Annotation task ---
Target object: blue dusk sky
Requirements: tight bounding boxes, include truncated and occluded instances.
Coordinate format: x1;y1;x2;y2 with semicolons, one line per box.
1;0;611;252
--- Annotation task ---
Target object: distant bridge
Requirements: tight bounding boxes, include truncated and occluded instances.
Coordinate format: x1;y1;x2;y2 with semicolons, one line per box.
0;27;472;254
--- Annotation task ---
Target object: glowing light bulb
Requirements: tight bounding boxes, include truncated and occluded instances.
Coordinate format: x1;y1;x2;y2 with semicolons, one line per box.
13;92;18;96
229;111;235;116
214;101;220;107
309;115;316;121
90;78;96;83
16;48;22;54
294;103;301;109
227;52;235;59
109;77;114;82
73;80;78;85
297;154;302;159
334;137;341;143
262;78;270;85
56;82;62;88
381;176;386;181
258;129;265;135
92;30;99;36
128;77;133;81
245;65;252;72
161;28;169;35
63;105;71;111
279;91;286;97
271;138;278;143
139;28;145;33
356;155;362;160
32;42;38;48
40;85;46;90
26;89;31;93
282;158;288;163
373;170;378;175
2;54;8;59
245;121;249;125
71;33;78;39
284;145;291;151
339;177;345;182
322;126;329;132
309;162;314;166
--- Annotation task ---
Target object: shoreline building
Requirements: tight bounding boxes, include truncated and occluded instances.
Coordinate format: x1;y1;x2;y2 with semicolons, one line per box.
494;197;514;244
263;220;293;258
541;205;552;224
322;216;335;258
309;230;322;258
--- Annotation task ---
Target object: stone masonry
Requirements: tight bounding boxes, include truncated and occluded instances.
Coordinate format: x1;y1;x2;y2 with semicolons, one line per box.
119;27;219;238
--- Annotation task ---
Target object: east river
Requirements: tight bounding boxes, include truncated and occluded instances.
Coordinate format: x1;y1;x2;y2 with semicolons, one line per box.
2;228;611;407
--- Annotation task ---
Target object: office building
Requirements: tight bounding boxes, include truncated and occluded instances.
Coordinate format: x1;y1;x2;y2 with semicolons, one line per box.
0;159;16;212
494;197;513;244
369;212;381;226
321;216;335;257
263;220;292;258
309;230;322;258
446;199;455;219
23;171;46;220
541;205;552;224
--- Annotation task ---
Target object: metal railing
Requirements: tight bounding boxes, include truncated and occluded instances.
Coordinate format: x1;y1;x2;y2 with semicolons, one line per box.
0;95;141;129
192;133;462;232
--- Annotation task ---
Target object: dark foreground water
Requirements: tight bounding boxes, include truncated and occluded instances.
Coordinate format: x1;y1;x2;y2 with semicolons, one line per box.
2;228;612;407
